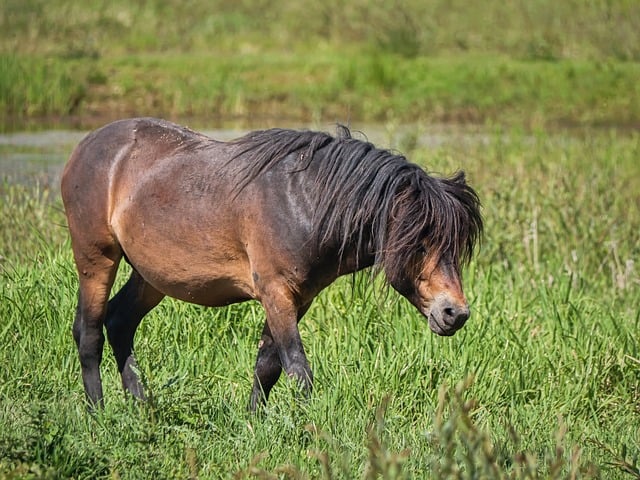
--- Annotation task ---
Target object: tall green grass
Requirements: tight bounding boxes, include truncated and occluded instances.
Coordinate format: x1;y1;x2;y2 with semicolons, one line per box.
0;55;86;119
2;0;640;130
3;0;640;60
1;128;638;478
2;51;639;132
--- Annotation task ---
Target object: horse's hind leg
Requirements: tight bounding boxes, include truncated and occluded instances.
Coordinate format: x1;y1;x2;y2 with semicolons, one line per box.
72;246;121;407
105;269;164;399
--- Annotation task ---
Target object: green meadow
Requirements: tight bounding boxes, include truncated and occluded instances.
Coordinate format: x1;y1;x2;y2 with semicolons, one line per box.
1;0;640;131
1;128;638;478
1;0;639;478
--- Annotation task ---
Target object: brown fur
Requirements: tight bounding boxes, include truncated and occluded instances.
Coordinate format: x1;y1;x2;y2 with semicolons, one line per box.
61;118;482;410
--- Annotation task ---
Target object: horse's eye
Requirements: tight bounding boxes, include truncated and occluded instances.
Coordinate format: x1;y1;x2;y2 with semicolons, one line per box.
417;246;427;257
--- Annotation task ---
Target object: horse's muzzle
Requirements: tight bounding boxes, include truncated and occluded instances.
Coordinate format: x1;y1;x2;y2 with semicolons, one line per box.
426;297;470;336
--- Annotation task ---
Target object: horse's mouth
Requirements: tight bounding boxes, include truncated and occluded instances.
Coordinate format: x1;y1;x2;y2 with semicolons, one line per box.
427;312;460;337
417;302;449;335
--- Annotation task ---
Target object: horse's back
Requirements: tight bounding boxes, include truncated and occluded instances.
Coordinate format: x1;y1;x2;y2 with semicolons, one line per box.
62;118;256;305
62;117;221;215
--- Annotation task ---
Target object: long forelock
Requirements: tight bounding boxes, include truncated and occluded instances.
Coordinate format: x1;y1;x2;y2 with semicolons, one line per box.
382;170;483;285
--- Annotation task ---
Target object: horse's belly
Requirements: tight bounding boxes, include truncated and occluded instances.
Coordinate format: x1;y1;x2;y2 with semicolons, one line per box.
117;229;255;307
109;168;266;306
133;259;254;307
153;275;253;307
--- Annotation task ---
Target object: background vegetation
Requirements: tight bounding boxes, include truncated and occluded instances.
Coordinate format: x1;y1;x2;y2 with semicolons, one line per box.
1;1;639;478
1;0;640;130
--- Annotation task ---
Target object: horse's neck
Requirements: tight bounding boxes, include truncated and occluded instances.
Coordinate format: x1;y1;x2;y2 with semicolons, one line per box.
334;241;377;276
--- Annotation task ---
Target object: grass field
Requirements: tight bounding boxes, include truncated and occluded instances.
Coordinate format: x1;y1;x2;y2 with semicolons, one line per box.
1;127;639;478
1;0;640;478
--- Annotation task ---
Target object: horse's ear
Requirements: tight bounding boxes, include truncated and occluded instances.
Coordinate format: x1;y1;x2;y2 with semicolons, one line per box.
335;124;352;139
452;170;467;184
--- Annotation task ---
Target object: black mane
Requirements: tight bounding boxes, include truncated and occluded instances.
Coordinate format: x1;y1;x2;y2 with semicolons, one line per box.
231;126;482;283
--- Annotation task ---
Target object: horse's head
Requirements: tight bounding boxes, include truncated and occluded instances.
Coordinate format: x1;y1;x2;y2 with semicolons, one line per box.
392;249;470;336
383;171;482;336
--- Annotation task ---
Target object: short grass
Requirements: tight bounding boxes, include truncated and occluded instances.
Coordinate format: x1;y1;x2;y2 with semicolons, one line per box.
1;127;638;478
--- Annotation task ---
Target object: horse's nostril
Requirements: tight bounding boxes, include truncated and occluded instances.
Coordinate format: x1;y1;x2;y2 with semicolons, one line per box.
457;307;469;323
443;304;469;325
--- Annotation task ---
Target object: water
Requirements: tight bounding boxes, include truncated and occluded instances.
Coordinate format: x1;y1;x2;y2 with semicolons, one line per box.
0;130;83;187
0;123;490;188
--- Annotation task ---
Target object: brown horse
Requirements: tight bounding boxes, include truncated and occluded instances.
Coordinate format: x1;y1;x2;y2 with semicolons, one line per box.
61;118;482;411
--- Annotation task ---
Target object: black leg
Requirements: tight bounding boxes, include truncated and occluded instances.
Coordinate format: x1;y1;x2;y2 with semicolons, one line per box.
73;257;119;408
249;322;282;411
73;299;106;407
105;269;164;399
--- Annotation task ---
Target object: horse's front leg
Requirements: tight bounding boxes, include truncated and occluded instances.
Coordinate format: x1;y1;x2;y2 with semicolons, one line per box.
249;322;282;411
250;286;312;410
249;302;311;411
